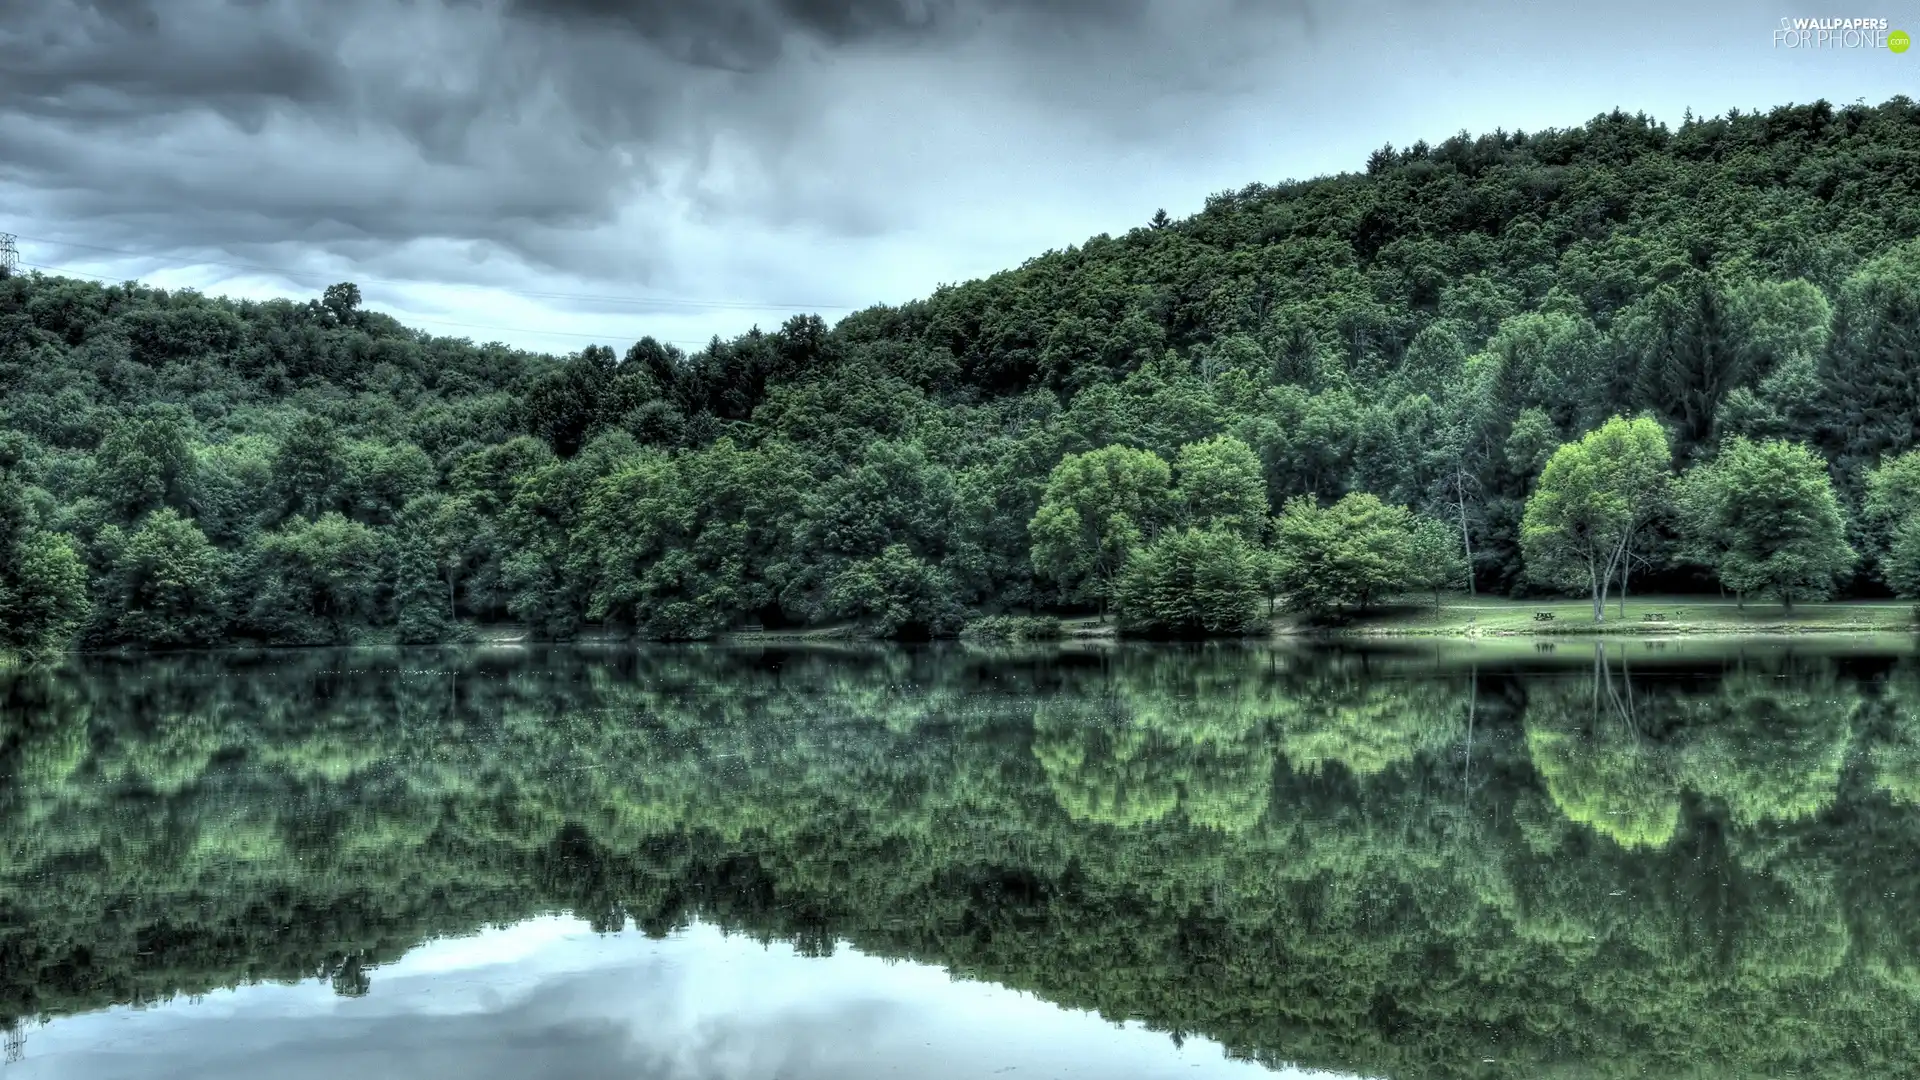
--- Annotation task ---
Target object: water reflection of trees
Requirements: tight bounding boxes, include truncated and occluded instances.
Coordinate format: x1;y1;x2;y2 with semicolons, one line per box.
3;644;1920;1079
1523;646;1860;851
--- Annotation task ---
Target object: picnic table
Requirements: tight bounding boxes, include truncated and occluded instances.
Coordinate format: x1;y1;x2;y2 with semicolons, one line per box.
1641;612;1667;622
1533;611;1556;622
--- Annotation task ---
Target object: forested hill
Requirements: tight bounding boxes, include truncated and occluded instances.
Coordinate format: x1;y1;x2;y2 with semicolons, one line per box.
9;97;1920;651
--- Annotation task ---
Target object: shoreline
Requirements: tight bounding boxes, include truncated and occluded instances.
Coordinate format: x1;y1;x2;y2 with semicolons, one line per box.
15;599;1917;659
1331;624;1918;639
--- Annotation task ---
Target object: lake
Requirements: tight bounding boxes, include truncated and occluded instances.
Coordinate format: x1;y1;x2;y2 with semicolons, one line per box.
2;639;1918;1079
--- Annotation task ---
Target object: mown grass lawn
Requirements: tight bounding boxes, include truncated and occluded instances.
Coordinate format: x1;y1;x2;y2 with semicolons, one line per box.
1314;594;1920;636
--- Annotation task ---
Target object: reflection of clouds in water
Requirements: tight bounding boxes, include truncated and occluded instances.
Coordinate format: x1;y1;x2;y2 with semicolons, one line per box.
11;920;1298;1080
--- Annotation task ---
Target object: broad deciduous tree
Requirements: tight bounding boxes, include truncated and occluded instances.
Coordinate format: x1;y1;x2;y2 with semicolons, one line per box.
1678;438;1856;609
1521;416;1671;622
1030;445;1175;616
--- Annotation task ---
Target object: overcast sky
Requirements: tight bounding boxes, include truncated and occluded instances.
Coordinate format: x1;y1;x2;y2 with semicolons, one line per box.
2;0;1915;355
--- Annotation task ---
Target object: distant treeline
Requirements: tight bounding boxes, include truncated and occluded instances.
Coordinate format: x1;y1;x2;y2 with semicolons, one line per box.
13;98;1920;650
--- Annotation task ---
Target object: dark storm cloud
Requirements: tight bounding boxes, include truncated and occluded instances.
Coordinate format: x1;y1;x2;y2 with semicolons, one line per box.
25;0;1852;355
0;0;1312;284
503;0;1154;68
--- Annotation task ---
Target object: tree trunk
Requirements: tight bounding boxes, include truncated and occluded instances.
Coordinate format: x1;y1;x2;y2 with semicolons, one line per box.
1618;540;1630;619
1591;562;1605;623
1456;468;1475;598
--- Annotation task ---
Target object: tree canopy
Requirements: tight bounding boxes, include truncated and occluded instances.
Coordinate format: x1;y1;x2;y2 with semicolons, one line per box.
1677;438;1856;608
10;98;1920;647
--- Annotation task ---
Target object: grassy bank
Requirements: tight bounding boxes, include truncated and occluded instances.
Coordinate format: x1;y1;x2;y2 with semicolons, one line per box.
1333;595;1920;637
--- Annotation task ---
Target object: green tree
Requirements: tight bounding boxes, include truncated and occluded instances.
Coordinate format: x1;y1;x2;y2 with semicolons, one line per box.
524;345;653;459
823;544;964;639
397;494;485;621
1029;445;1174;617
244;513;393;644
338;440;435;527
0;437;90;658
1520;416;1671;622
1270;493;1416;616
1404;515;1469;612
269;413;345;523
1677;438;1856;609
321;281;362;324
1863;449;1920;593
0;532;90;659
1884;517;1920;600
1114;527;1266;637
574;439;800;639
90;405;198;522
1634;283;1746;457
392;532;464;645
93;508;231;647
1819;242;1920;478
1173;435;1268;541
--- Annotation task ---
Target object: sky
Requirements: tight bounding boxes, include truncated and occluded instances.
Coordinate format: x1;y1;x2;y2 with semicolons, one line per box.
8;917;1317;1080
1;0;1916;355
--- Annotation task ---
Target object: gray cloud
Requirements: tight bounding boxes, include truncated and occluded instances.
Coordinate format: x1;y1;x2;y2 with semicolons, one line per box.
0;1;1312;266
1;0;1912;353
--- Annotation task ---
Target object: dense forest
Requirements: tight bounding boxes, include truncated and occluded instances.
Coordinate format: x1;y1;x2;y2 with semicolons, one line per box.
4;643;1920;1077
15;98;1920;649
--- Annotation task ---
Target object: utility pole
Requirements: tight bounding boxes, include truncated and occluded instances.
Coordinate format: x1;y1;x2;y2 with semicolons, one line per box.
0;233;17;278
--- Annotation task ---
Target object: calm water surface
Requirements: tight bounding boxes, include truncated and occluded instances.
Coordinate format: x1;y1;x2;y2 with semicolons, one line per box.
2;639;1917;1079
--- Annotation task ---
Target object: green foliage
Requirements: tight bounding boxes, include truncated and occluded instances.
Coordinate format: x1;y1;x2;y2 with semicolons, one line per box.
1521;416;1670;620
1885;517;1920;600
269;412;347;523
1114;527;1266;637
0;447;90;658
12;99;1920;645
1821;242;1920;480
1864;449;1920;593
0;531;89;659
1404;515;1469;610
574;437;802;639
824;543;964;639
244;513;393;644
959;615;1064;642
1678;438;1856;607
1029;445;1174;612
1173;435;1267;540
90;404;197;521
1269;493;1417;615
92;508;231;647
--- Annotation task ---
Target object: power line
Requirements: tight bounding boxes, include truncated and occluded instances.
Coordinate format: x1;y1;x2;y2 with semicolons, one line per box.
14;260;719;349
8;233;862;313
